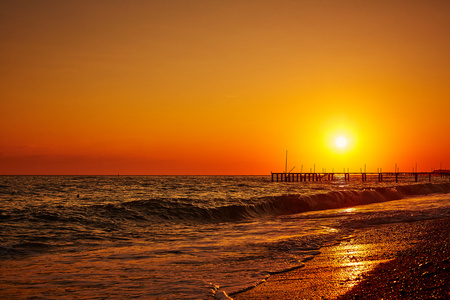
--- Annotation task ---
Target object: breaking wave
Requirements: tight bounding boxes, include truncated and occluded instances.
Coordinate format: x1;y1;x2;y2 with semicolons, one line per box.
96;183;450;223
3;183;449;228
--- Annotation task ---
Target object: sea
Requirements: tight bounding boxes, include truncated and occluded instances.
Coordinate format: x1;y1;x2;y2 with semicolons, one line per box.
0;175;449;299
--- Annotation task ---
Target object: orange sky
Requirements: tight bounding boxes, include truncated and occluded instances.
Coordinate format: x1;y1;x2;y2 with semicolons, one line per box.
1;1;449;175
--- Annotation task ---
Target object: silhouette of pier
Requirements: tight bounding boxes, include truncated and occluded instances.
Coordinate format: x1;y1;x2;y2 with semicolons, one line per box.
271;170;450;183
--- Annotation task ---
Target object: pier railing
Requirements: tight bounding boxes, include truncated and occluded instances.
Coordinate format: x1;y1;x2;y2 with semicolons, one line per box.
271;171;450;183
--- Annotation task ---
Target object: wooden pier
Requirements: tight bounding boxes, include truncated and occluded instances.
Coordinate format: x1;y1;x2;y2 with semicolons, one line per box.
271;170;450;183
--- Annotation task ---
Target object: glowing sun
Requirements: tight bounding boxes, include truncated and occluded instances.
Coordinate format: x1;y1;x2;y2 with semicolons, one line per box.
335;136;348;148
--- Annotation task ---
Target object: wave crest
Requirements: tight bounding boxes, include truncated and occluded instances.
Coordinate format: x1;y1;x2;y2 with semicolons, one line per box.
104;183;450;223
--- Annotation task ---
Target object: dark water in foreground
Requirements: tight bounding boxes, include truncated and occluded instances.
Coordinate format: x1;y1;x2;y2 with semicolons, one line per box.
0;175;449;299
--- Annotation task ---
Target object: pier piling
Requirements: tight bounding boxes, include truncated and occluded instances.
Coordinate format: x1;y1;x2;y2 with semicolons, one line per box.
271;171;445;183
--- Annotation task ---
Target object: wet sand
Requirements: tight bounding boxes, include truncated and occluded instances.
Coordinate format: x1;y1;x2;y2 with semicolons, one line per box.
232;217;450;300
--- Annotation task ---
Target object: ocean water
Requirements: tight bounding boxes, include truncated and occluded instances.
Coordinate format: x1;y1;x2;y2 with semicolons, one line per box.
0;175;449;299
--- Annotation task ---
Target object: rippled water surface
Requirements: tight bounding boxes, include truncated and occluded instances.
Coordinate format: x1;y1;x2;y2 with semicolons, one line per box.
0;175;449;299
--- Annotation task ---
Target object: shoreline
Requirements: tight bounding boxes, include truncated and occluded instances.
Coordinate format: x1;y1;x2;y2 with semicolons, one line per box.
232;217;450;300
337;217;450;299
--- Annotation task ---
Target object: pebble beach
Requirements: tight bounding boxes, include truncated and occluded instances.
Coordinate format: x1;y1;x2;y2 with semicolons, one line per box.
233;217;450;300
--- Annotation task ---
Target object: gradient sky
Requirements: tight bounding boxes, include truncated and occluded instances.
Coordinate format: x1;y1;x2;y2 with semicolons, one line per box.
1;0;449;175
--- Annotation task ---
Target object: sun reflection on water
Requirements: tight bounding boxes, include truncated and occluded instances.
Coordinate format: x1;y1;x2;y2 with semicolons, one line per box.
333;242;392;291
342;207;356;214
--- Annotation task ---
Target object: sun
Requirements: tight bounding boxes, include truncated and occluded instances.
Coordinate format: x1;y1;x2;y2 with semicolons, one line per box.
335;136;348;149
